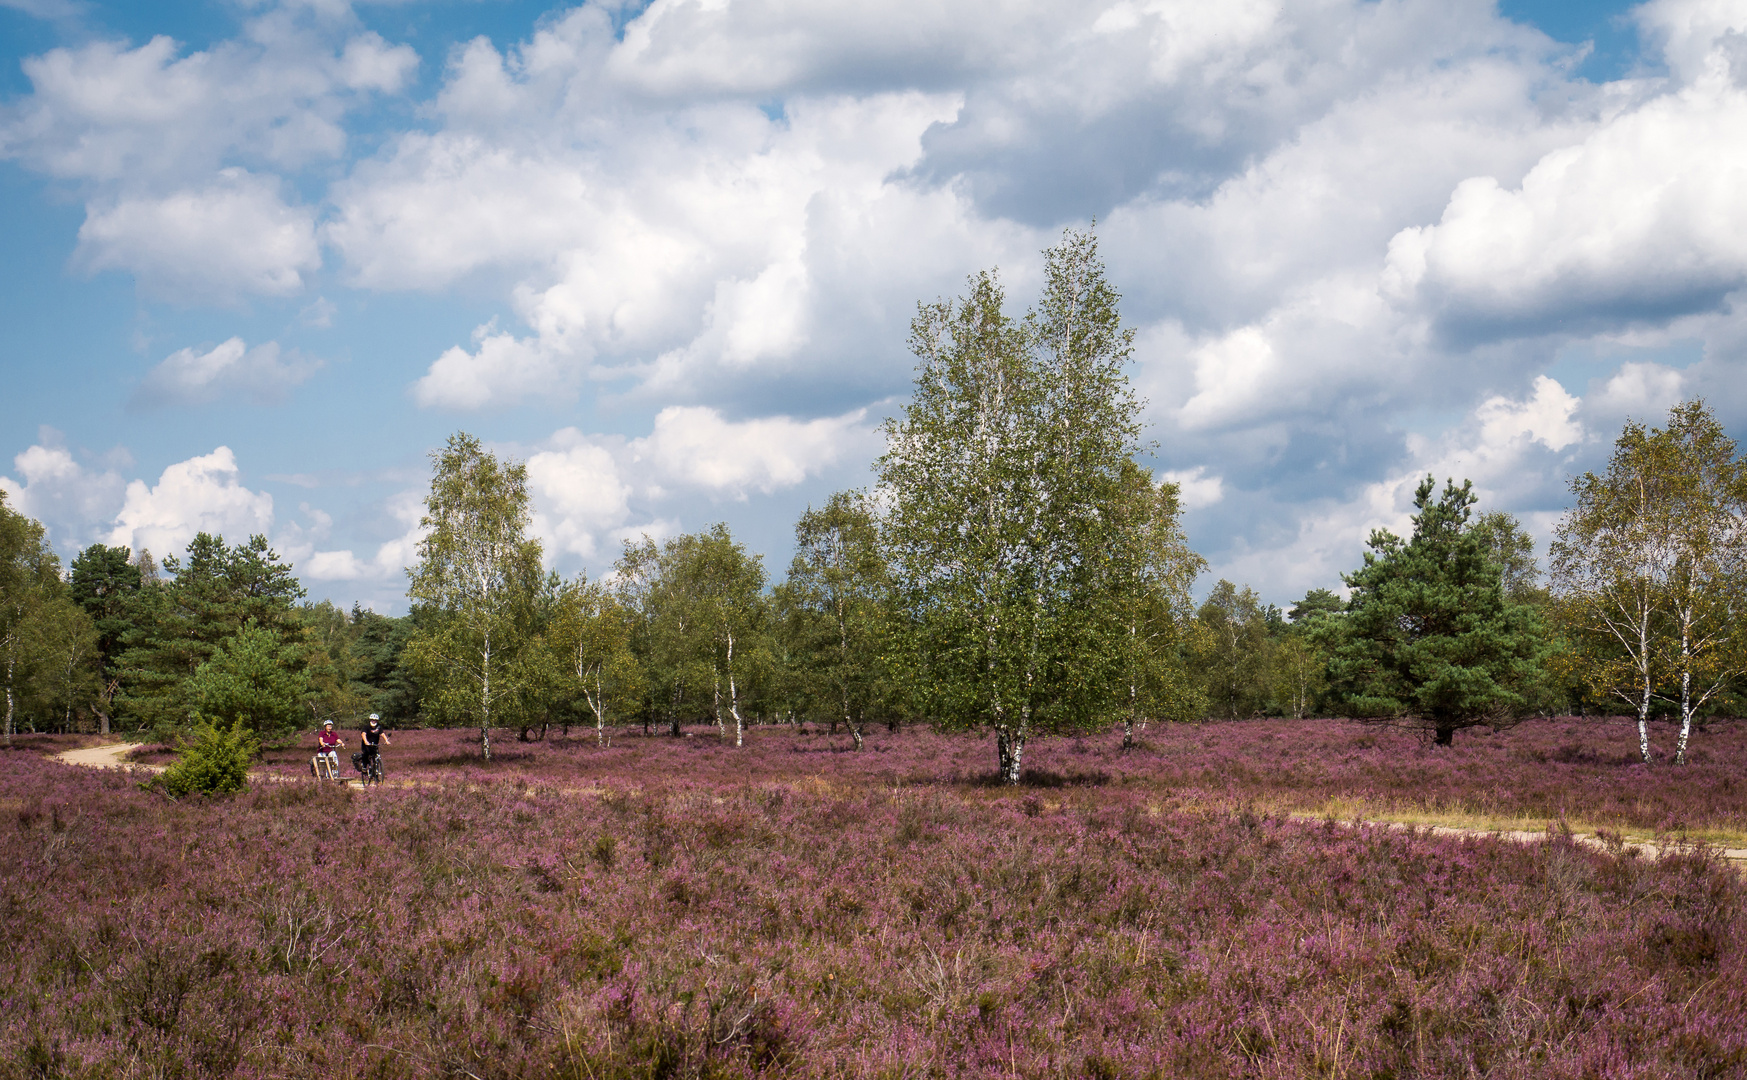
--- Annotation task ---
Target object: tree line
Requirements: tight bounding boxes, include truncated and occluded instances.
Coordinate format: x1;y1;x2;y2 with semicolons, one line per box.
0;517;419;745
3;231;1744;779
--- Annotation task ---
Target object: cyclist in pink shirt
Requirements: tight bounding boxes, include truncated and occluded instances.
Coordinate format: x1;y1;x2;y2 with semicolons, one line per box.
315;720;343;780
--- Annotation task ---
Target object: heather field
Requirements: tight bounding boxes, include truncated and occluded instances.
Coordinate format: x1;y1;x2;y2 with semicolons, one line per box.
6;719;1747;1078
214;716;1747;841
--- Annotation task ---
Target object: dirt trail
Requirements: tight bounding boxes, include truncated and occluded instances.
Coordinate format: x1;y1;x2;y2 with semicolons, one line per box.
1302;814;1747;871
53;743;163;773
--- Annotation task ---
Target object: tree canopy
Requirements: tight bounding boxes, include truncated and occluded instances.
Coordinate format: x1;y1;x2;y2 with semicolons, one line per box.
1551;400;1747;763
405;432;543;760
1327;477;1548;746
878;228;1170;782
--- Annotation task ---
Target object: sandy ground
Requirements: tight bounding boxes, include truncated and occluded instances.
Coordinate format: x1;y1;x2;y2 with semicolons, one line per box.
1305;815;1747;870
53;743;162;772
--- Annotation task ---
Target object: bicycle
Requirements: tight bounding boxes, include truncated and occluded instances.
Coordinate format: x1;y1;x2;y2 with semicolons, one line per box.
353;750;384;786
312;751;338;782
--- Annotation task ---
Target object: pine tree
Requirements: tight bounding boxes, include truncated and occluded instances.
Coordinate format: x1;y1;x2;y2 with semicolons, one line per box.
112;533;305;740
348;604;420;722
185;621;309;739
1328;477;1548;746
69;544;141;734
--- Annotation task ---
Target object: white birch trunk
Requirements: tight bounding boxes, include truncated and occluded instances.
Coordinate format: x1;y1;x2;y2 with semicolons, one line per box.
594;671;607;747
997;723;1026;785
1637;603;1653;764
1677;611;1694;765
726;631;743;748
480;630;493;761
712;672;725;740
4;648;14;743
1637;674;1652;766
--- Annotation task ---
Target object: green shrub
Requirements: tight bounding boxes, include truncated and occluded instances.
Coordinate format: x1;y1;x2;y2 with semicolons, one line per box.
158;718;259;797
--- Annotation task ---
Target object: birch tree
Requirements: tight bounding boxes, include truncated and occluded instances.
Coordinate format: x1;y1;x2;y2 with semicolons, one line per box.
616;530;766;742
1556;402;1747;763
1106;464;1205;746
616;536;703;737
406;432;543;761
551;577;642;746
879;229;1147;783
25;595;102;733
687;526;768;747
782;490;895;750
0;493;61;742
1194;580;1272;720
1652;402;1747;764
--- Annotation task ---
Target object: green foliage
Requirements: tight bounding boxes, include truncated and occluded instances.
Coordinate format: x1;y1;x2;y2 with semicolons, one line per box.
778;490;899;749
68;543;142;732
158;718;259;797
1265;633;1325;720
503;571;593;740
1288;589;1343;625
616;526;769;744
2;492;101;738
348;603;420;723
1104;466;1205;743
1195;580;1272;720
1470;512;1544;605
296;601;369;725
549;577;643;745
186;621;310;739
1551;399;1747;763
1328;476;1549;746
405;432;544;759
18;593;103;732
878;228;1151;782
113;532;305;737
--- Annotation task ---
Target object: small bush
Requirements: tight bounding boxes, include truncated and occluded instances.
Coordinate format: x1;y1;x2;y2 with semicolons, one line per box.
158;718;259;797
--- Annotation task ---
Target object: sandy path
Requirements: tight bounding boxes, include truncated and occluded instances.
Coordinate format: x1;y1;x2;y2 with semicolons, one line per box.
53;743;163;772
1303;814;1747;870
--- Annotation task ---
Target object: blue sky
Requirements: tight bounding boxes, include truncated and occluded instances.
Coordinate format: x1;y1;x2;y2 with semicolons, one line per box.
3;0;1743;613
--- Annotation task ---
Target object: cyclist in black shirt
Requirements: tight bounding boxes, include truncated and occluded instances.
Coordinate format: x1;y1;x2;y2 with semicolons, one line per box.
357;714;390;781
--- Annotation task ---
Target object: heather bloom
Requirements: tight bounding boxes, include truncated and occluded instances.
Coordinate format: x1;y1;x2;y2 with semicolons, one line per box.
5;718;1746;1077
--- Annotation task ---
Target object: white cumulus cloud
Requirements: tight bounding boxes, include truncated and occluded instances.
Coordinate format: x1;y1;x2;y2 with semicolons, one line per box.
132;337;323;407
106;447;275;562
1158;466;1224;510
633;405;875;499
77;169;321;301
0;431;128;552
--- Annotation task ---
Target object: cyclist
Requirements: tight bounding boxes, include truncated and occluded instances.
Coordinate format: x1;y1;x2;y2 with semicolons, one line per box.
314;720;343;780
357;714;390;782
